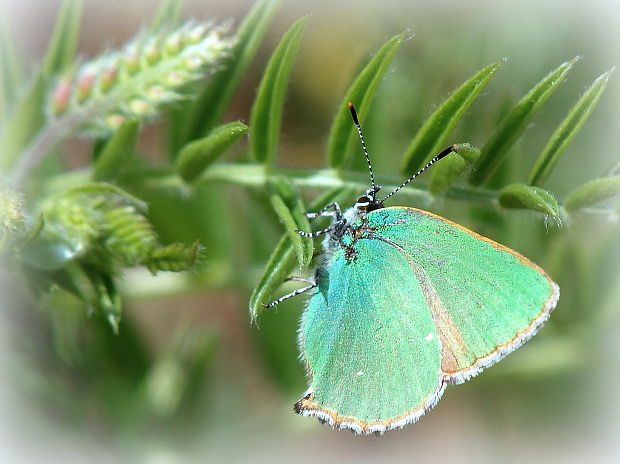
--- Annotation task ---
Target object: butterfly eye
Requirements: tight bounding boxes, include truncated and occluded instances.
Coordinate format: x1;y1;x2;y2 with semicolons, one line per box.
356;195;371;207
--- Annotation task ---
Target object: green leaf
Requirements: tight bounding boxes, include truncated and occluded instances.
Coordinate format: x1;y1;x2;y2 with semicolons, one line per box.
81;264;122;333
0;10;23;121
400;60;503;176
471;56;581;186
145;241;205;274
250;16;309;165
498;183;560;219
180;0;281;145
42;0;83;76
268;176;313;268
102;206;157;266
0;1;83;171
429;144;480;196
564;176;620;212
176;122;248;182
249;187;353;321
57;182;147;211
93;119;140;181
0;75;47;171
149;0;184;32
327;33;404;170
528;69;614;186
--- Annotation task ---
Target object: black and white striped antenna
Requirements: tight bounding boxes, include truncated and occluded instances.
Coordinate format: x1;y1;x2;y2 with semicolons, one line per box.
348;102;378;193
379;145;456;203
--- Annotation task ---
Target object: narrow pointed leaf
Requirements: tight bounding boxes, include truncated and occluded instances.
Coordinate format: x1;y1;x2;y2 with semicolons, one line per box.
145;241;205;274
564;176;620;212
429;144;480;196
268;176;313;268
401;60;503;176
58;182;147;211
81;265;122;333
42;0;83;76
176;122;248;182
0;11;23;120
528;69;613;186
93;119;140;181
249;187;353;320
149;0;184;32
0;75;47;171
498;183;560;219
327;33;404;170
181;0;281;145
471;57;581;186
0;1;83;171
250;16;309;165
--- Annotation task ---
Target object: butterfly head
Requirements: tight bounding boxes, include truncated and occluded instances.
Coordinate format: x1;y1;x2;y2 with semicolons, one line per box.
355;186;384;213
348;102;456;209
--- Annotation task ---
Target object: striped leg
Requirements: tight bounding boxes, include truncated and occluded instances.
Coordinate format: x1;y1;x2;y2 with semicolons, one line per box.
305;202;342;220
298;202;345;238
296;219;346;238
263;279;318;309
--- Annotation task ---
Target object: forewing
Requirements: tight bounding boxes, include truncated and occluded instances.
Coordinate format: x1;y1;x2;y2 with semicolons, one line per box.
298;238;445;434
367;207;559;383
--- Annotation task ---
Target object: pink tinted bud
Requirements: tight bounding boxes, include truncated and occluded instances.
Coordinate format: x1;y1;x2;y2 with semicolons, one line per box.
77;72;95;102
146;86;165;99
51;79;72;115
105;114;126;130
125;51;140;74
128;99;151;116
187;25;207;44
165;33;182;55
145;43;160;65
165;71;186;86
100;66;117;92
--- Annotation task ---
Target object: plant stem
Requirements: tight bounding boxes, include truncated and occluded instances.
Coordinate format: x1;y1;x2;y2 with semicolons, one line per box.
10;109;90;188
146;163;500;205
48;162;619;218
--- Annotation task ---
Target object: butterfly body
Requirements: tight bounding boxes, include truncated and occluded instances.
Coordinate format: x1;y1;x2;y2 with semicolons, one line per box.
295;205;559;434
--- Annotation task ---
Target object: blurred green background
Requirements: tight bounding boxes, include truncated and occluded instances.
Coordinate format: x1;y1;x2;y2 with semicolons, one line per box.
1;0;619;462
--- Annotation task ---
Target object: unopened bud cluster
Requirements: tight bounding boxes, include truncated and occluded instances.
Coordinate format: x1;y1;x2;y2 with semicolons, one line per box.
49;21;235;136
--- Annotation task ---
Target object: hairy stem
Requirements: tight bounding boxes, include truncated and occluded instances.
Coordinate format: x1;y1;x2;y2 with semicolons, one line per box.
49;163;617;217
144;163;500;204
10;109;94;187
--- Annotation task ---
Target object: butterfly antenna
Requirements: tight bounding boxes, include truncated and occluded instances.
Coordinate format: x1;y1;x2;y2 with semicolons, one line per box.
348;102;378;193
380;145;456;203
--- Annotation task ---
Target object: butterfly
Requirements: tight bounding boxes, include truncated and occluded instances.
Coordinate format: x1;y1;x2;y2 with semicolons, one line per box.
264;102;559;435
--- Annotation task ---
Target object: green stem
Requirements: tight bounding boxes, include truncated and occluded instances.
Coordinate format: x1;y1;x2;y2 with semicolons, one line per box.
49;162;618;218
10;110;90;187
144;163;500;205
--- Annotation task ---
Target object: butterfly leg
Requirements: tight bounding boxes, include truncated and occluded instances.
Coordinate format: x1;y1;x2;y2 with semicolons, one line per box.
298;202;347;238
285;276;315;284
296;219;346;238
304;202;343;220
263;280;318;309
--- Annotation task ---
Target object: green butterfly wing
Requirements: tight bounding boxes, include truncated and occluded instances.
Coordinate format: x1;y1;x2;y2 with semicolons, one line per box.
298;237;446;434
297;207;558;434
366;207;559;383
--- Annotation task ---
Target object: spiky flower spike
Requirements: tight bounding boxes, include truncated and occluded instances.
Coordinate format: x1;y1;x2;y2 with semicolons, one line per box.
49;21;235;136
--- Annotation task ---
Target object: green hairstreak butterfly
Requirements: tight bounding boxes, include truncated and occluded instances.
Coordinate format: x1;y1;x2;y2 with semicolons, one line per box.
265;103;559;435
